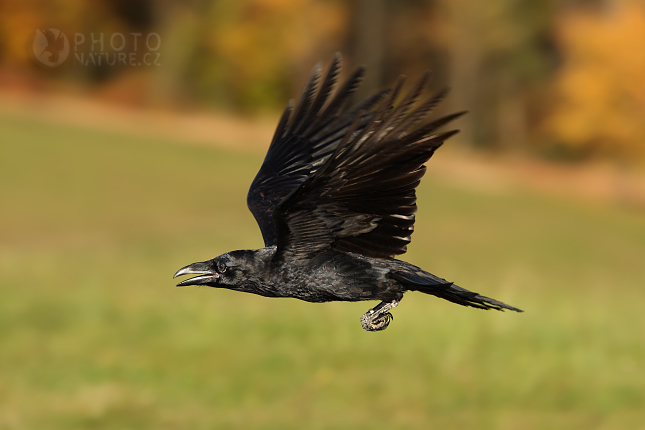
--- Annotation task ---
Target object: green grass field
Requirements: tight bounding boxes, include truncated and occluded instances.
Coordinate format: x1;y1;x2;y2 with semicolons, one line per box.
1;112;644;429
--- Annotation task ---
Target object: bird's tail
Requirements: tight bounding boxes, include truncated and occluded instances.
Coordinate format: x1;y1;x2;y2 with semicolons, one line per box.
391;263;523;312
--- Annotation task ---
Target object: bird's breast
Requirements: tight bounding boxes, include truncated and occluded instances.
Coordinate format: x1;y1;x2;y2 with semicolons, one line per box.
267;253;389;303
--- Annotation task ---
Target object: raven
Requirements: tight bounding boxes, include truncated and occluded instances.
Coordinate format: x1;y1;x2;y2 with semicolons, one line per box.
174;54;522;331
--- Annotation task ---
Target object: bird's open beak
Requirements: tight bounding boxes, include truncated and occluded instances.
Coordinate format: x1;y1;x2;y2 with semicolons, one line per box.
173;261;219;286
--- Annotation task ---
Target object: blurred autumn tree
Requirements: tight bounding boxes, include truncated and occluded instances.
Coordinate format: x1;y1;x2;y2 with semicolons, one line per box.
167;0;350;110
544;0;645;162
0;0;146;77
1;0;643;162
436;0;554;150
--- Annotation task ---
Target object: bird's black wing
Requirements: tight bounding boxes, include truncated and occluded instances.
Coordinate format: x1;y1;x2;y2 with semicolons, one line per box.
247;53;386;247
272;73;465;261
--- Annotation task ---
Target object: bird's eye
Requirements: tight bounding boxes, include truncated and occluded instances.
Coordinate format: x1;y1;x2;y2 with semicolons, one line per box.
217;261;227;273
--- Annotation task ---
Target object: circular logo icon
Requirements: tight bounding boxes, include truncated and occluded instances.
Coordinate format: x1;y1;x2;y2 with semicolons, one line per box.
32;28;69;67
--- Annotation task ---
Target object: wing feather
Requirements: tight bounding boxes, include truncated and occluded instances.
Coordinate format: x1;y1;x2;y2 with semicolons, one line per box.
272;76;463;260
247;54;384;247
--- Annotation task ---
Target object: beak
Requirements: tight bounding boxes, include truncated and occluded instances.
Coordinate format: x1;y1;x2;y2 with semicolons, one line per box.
173;261;219;287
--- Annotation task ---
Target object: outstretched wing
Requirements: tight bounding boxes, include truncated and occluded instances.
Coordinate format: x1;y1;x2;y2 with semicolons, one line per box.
272;74;465;261
247;53;386;247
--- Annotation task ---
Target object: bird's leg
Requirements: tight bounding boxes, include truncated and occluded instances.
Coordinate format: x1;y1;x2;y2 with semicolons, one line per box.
360;299;399;332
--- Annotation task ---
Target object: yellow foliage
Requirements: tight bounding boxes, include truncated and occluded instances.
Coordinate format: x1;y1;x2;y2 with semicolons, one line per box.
545;1;645;160
204;0;349;109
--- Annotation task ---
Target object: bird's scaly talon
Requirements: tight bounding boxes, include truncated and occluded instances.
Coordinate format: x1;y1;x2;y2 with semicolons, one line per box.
360;300;398;331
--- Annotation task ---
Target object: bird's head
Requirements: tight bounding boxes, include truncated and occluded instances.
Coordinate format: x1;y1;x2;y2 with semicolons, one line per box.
173;250;255;289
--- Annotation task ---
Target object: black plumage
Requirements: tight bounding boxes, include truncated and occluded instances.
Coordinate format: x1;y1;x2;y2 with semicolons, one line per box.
174;54;522;331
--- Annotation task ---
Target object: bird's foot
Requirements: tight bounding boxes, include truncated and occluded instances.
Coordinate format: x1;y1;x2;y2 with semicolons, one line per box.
360;300;399;332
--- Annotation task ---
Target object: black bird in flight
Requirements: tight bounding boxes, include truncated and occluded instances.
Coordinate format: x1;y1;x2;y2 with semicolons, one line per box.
174;54;522;331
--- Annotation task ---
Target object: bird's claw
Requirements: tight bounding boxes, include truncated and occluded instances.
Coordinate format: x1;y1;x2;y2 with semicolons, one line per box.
360;311;393;331
360;300;399;332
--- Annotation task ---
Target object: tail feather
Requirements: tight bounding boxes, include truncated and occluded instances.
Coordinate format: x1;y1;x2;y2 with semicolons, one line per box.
425;282;523;312
391;262;523;312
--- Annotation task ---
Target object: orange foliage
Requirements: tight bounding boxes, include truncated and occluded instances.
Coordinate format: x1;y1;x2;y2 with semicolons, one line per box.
0;0;48;67
0;0;130;73
545;1;645;161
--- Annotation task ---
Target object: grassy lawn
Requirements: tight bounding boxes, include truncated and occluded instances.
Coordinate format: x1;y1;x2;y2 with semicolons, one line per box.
1;112;644;429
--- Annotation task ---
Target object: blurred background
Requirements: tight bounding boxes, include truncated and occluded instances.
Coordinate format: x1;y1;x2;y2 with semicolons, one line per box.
1;0;644;429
